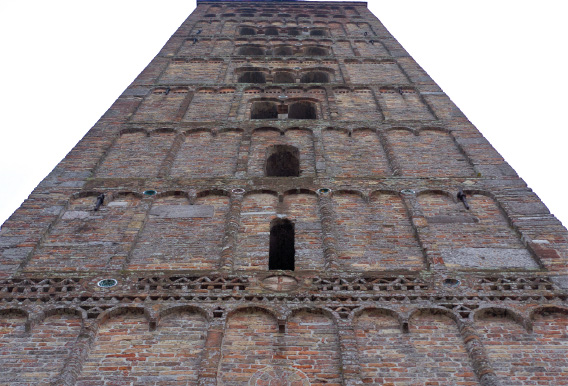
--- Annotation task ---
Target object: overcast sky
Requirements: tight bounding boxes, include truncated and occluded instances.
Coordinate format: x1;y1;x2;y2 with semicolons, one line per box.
0;0;567;229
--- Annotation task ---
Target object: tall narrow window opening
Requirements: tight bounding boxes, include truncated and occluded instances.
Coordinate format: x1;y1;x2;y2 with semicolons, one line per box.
269;218;295;270
265;144;300;177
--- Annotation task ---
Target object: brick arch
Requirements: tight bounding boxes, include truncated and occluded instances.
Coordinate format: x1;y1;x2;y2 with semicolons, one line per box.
219;307;280;385
474;306;527;329
385;128;475;177
323;127;391;177
226;305;281;321
284;308;342;385
476;305;568;385
0;308;82;385
171;128;241;178
95;128;176;178
78;307;208;386
332;86;382;121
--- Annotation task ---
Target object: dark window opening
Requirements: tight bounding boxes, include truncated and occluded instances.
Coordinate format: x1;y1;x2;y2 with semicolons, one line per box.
269;218;295;271
251;101;278;119
274;46;294;56
278;13;291;17
238;71;266;83
310;29;326;36
273;71;295;83
287;28;300;36
304;46;328;56
288;101;317;119
265;27;279;36
300;71;329;83
239;27;256;36
238;46;264;56
265;144;300;177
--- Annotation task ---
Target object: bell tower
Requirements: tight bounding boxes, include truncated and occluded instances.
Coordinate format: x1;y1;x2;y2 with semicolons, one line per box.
1;1;567;385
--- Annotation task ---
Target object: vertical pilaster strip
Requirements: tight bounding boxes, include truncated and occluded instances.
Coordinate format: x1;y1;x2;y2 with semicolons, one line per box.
51;320;99;386
157;131;185;178
197;318;226;386
459;320;502;386
220;190;244;271
235;130;252;178
400;191;446;271
337;318;363;386
317;190;340;270
312;128;327;176
377;128;401;176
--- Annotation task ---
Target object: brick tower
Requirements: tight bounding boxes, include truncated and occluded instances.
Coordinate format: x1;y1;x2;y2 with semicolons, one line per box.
1;1;567;385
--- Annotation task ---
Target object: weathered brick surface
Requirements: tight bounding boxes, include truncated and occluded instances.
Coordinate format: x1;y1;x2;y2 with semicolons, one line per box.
332;192;424;271
385;128;475;177
95;130;176;178
76;310;207;385
475;309;568;385
129;194;229;271
356;310;478;385
322;128;391;177
27;194;142;272
0;312;81;385
1;1;568;384
171;129;242;178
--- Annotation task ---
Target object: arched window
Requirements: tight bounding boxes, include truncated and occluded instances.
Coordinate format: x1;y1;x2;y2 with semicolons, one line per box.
287;28;300;36
265;144;300;177
239;27;256;35
288;101;317;119
274;46;294;56
264;27;279;36
304;46;328;56
310;29;327;36
237;45;264;56
238;71;266;83
251;101;278;119
269;218;295;270
300;71;329;83
273;71;295;83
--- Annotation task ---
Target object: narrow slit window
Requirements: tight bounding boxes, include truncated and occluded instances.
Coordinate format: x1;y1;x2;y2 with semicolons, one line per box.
269;218;295;270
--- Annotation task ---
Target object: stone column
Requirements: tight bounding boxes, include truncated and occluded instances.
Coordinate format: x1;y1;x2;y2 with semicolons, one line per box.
400;190;446;271
317;189;340;270
197;318;226;386
51;319;99;386
337;318;363;386
220;189;244;271
459;320;502;386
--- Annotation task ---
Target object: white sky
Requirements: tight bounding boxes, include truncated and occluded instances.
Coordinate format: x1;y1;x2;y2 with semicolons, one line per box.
0;0;567;229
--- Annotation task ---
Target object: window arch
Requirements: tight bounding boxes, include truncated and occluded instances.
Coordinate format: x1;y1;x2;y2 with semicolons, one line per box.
251;101;278;119
274;46;294;56
269;218;295;270
273;71;295;83
239;27;256;35
264;27;279;36
300;71;329;83
237;45;264;56
288;101;317;119
238;71;266;83
304;46;328;56
265;144;300;177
